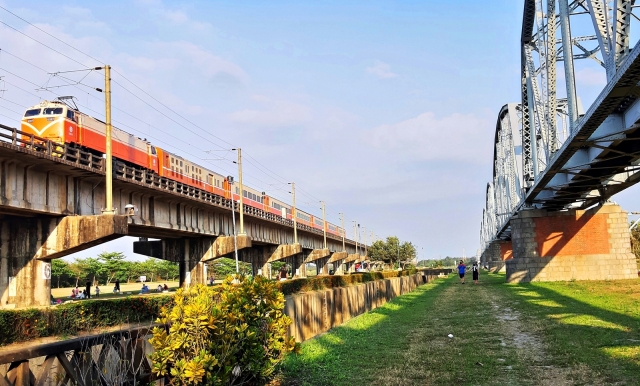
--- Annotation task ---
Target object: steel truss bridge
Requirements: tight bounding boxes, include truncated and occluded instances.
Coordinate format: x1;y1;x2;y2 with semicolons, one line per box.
481;0;640;252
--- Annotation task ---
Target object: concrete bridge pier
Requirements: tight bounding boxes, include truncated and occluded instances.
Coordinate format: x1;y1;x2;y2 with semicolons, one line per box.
134;235;252;287
265;243;302;278
481;240;512;273
0;215;128;308
328;252;348;275
303;248;330;275
507;203;638;283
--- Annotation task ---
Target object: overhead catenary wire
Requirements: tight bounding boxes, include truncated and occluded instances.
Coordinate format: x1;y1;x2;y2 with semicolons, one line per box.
0;68;293;203
0;13;339;221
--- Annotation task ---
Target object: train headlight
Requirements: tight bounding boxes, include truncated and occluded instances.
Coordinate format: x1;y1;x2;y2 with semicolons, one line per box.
47;117;54;122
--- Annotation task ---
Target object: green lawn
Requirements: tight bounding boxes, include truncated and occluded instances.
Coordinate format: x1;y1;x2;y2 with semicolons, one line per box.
499;274;640;384
277;272;640;385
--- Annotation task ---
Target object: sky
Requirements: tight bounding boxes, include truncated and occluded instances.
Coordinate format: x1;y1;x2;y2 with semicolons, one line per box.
1;0;638;261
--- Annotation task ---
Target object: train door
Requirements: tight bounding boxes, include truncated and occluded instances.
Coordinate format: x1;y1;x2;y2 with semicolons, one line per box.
148;145;159;173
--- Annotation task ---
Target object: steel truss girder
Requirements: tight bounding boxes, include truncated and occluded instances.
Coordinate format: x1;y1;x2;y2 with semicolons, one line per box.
481;0;640;255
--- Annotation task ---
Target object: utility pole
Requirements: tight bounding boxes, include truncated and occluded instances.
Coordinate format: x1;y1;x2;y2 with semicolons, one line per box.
321;201;327;249
227;175;239;273
237;148;245;235
339;212;345;251
290;182;297;244
353;221;358;255
363;226;367;256
102;65;114;214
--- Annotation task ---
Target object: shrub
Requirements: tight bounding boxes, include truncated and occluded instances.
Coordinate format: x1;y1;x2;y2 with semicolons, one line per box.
0;295;173;346
149;275;296;385
276;270;414;295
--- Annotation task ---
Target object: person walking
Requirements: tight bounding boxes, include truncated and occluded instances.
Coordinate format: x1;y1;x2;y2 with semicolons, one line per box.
457;260;466;284
279;265;288;281
85;280;91;299
472;262;479;284
114;279;121;293
95;285;100;297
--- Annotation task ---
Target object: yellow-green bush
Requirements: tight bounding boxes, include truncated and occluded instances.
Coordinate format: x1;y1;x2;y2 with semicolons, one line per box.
149;275;296;385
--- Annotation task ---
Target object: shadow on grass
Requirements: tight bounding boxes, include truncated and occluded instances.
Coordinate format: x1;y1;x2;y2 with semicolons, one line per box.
279;277;451;386
493;273;640;383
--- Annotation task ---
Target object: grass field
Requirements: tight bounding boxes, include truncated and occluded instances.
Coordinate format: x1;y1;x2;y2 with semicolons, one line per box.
277;272;640;385
51;281;180;301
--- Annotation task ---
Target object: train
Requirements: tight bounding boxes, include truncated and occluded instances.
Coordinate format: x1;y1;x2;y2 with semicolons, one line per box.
20;99;344;237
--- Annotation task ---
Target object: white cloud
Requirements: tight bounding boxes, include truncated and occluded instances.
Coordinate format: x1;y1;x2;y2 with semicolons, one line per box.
228;95;312;127
366;60;398;79
366;111;493;161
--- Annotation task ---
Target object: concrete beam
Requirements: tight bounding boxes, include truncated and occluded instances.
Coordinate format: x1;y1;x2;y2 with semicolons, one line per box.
201;235;252;262
327;251;348;263
266;243;302;263
344;254;359;263
304;248;330;263
37;215;128;260
133;235;252;262
134;235;251;288
1;214;128;308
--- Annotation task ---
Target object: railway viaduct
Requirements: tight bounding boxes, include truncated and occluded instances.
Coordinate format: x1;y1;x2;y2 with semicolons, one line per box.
0;124;365;308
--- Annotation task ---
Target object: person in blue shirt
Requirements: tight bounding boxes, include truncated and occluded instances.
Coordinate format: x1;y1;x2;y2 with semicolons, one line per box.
457;260;466;284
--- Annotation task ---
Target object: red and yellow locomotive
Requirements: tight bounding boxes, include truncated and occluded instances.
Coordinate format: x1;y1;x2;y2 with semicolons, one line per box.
20;100;344;237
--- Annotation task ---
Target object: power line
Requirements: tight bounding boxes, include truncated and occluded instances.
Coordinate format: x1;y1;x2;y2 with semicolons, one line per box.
0;5;102;64
0;20;91;67
0;64;289;200
0;13;333;219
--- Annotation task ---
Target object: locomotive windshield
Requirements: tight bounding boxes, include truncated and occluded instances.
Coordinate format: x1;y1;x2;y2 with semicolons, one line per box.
43;108;64;115
24;109;41;117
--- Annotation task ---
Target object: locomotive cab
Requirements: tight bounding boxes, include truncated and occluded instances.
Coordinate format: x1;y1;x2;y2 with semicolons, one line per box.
21;101;78;144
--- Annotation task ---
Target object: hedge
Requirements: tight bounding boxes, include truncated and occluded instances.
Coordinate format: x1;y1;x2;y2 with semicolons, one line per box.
0;270;429;346
276;270;417;295
0;295;173;346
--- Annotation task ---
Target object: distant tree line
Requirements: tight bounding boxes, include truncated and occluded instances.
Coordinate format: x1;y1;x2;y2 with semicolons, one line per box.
417;256;461;268
51;252;179;288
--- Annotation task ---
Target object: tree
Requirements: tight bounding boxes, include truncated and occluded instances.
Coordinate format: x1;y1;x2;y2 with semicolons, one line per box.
208;257;251;279
156;260;180;282
51;259;74;288
83;257;104;285
98;252;127;284
368;236;416;267
630;223;640;270
68;258;90;287
139;258;160;282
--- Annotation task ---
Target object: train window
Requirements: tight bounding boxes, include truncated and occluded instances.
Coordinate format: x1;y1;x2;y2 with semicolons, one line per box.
43;108;64;115
180;161;183;167
24;109;41;117
66;110;75;120
150;146;157;155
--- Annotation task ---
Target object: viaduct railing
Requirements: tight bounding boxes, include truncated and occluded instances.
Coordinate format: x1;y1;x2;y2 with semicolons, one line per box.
0;123;353;245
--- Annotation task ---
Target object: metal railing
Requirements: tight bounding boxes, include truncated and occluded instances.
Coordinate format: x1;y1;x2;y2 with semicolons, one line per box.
0;123;353;245
0;326;157;386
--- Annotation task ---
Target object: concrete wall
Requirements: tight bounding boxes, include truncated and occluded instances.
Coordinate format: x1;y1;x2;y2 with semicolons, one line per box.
507;203;637;282
284;273;430;343
481;240;512;273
